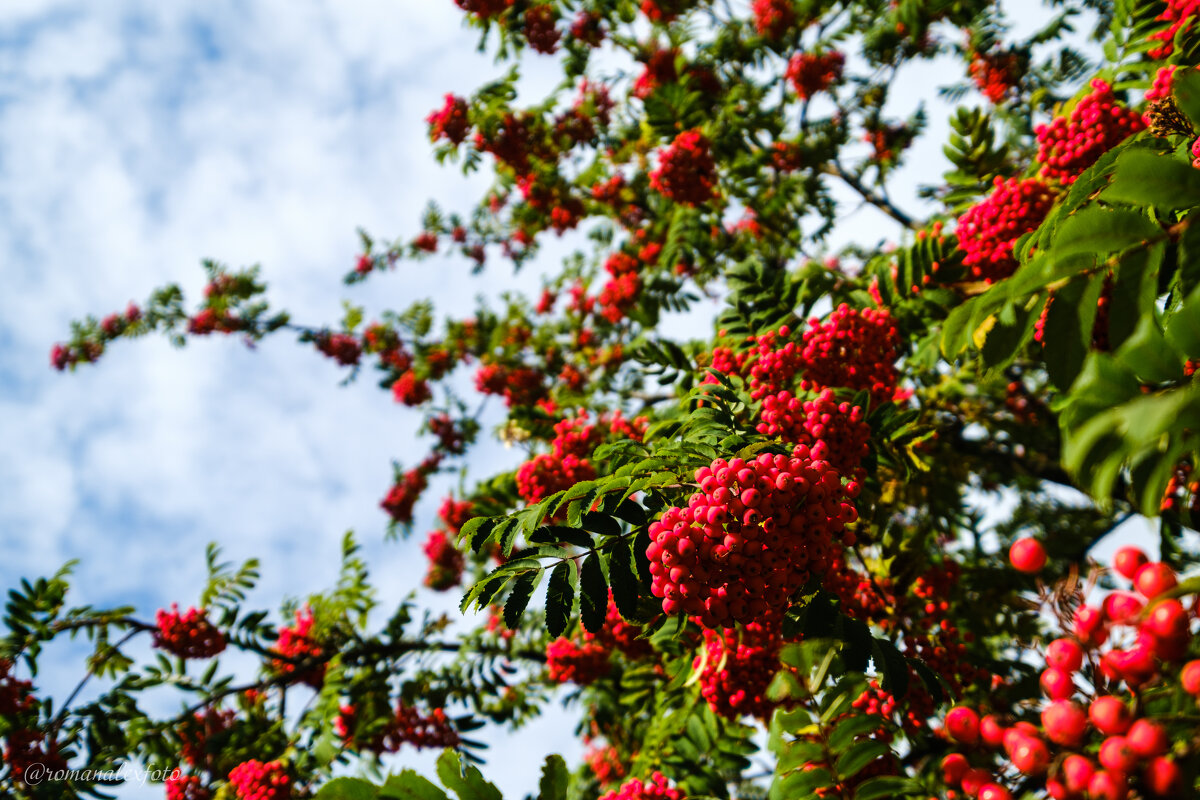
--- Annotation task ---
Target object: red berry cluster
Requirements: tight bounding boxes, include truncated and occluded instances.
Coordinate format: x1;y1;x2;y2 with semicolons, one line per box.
646;448;858;628
641;0;694;23
969;50;1022;104
598;772;685;800
187;307;242;335
524;5;560;54
752;0;797;39
757;389;870;475
474;113;539;173
381;466;430;525
439;496;476;533
154;605;226;659
335;703;460;753
799;304;899;405
956;176;1057;282
4;728;66;785
695;620;782;719
453;0;513;20
228;759;291;800
1035;80;1145;185
270;607;325;688
1162;462;1200;516
1145;65;1179;104
598;251;643;323
937;548;1195;800
786;51;844;100
546;637;612;685
570;11;605;46
633;49;682;99
166;773;210;800
1148;0;1200;58
701;325;804;400
0;659;35;716
392;370;432;406
314;332;362;367
650;130;718;206
474;363;546;408
178;707;236;769
586;744;627;786
516;451;596;506
422;530;465;591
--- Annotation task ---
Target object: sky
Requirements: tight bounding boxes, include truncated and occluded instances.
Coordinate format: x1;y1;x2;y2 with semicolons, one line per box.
0;1;1154;797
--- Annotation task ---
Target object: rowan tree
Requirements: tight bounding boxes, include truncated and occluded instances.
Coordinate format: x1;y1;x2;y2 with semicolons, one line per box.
20;0;1200;798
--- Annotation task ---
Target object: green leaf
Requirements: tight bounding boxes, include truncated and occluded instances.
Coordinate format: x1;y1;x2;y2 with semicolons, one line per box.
1102;149;1200;211
835;740;891;780
607;537;640;621
579;553;609;634
503;570;541;630
1173;66;1200;130
854;776;918;800
317;778;379;800
545;560;577;637
537;755;569;800
1119;315;1185;383
1051;207;1160;258
435;751;502;800
380;772;449;800
1043;276;1104;390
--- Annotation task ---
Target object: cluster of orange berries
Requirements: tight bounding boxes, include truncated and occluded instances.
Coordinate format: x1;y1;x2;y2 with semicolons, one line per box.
154;605;226;660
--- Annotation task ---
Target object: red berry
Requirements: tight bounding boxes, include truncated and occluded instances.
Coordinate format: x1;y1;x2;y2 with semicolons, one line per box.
1088;770;1129;800
1103;592;1144;624
1046;638;1084;673
1099;736;1138;772
1113;547;1148;580
980;715;1006;748
1040;667;1075;699
946;706;981;744
961;768;991;797
1089;696;1132;735
1062;754;1095;794
978;784;1011;800
1126;718;1169;758
1008;734;1049;775
1181;660;1200;695
1009;538;1047;573
1074;604;1109;647
1135;563;1178;599
1143;756;1184;797
1041;700;1087;747
941;753;969;786
1144;598;1189;641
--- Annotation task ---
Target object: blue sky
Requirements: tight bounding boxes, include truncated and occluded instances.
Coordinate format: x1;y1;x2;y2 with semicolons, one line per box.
0;1;1159;797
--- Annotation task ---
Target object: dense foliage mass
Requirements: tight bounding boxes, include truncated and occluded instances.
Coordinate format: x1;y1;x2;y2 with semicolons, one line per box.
20;0;1200;797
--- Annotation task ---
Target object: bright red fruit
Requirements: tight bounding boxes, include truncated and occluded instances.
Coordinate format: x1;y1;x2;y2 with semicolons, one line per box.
945;706;981;744
1143;756;1183;797
1126;718;1169;758
1088;770;1128;800
1135;562;1178;599
978;785;1012;800
1098;736;1137;772
941;753;969;785
1089;696;1132;735
980;714;1006;747
1061;754;1095;794
1045;638;1084;673
1008;734;1049;775
1040;667;1075;699
1113;546;1148;579
1074;604;1109;647
1009;537;1047;573
1102;592;1144;624
1041;700;1087;747
1182;660;1200;695
1145;598;1189;641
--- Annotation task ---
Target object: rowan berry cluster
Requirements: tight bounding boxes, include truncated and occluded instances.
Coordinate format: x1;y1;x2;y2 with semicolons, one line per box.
786;51;845;100
0;659;35;715
227;759;291;800
165;773;210;800
598;773;686;800
474;363;546;408
696;620;782;719
1035;80;1145;185
334;703;460;753
937;547;1194;800
1162;463;1200;516
178;707;236;769
969;50;1022;103
757;389;870;475
422;530;465;591
586;745;627;786
1148;0;1200;58
270;607;325;688
570;10;604;46
4;728;66;785
391;370;432;406
641;0;694;23
474;113;538;173
650;130;718;206
800;304;900;404
524;5;560;54
546;637;612;685
752;0;797;39
1145;65;1179;104
381;466;429;525
314;332;362;367
439;496;476;533
453;0;513;21
956;176;1057;282
598;251;643;323
646;448;858;629
154;604;227;659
